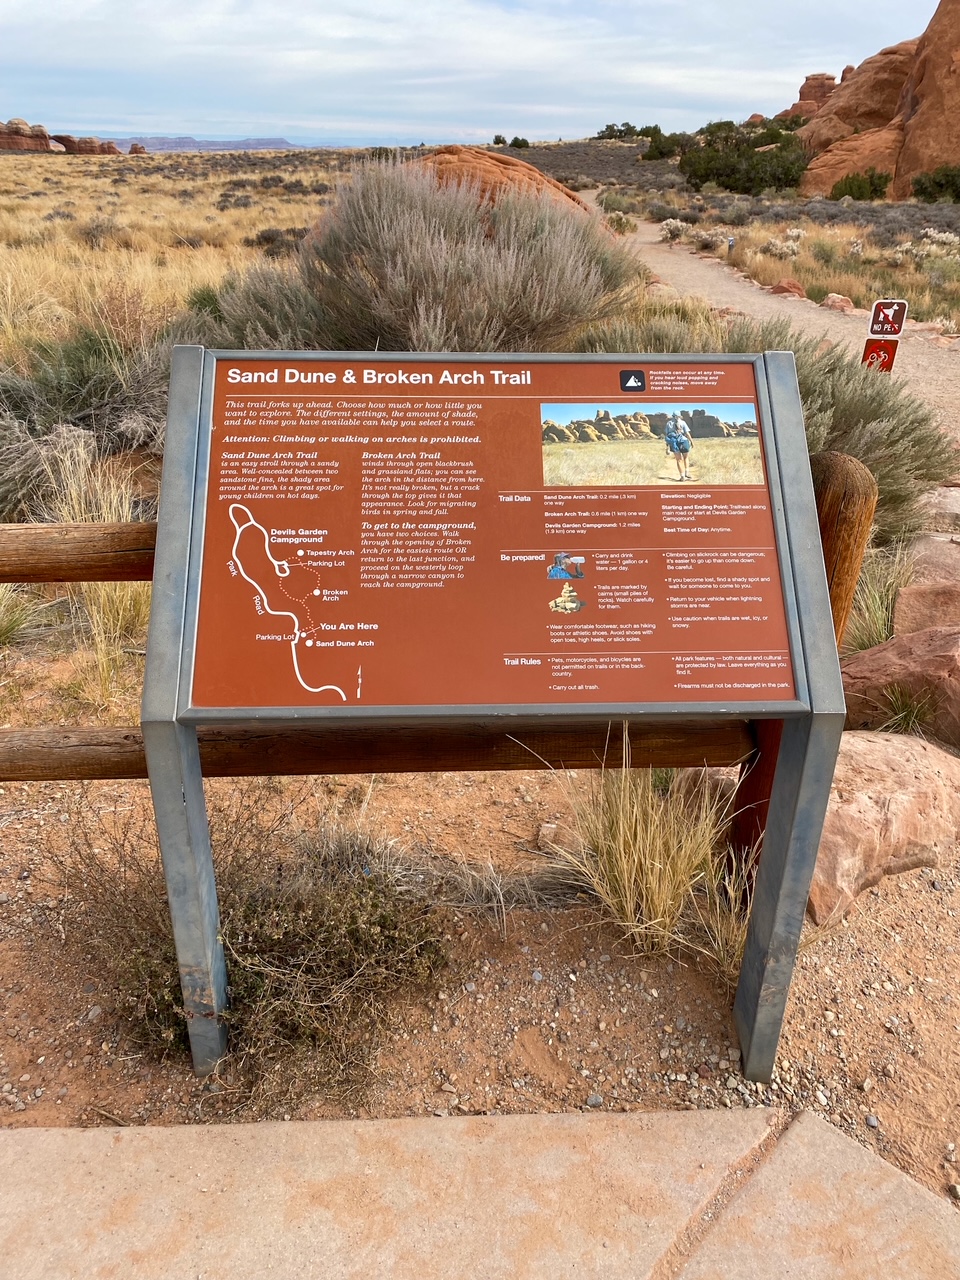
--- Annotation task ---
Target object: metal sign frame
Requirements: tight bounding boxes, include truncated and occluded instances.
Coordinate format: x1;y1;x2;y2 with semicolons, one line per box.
142;346;844;1080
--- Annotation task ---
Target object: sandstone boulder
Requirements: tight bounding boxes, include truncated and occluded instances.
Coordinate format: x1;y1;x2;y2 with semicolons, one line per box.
799;118;905;197
841;626;960;745
777;73;838;121
769;278;806;297
808;730;960;922
418;145;590;213
908;532;960;584
893;582;960;633
819;293;856;313
0;117;51;152
798;41;919;155
129;143;147;155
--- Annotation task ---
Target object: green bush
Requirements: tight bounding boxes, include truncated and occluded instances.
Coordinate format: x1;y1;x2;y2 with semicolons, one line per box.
912;165;960;203
509;136;530;148
206;161;643;354
675;119;807;195
594;122;642;141
492;134;507;146
829;168;891;201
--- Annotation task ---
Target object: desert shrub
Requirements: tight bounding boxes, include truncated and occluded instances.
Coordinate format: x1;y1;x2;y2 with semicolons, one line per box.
605;211;636;235
253;161;642;352
594;122;643;140
723;318;960;540
598;190;642;214
242;226;310;257
679;121;807;195
658;217;687;241
48;782;448;1111
912;165;960;203
829;168;891;201
509;136;530;148
492;134;507;146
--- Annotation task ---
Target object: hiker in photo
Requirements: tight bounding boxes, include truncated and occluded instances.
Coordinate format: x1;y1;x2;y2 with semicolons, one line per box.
547;553;585;580
664;413;694;480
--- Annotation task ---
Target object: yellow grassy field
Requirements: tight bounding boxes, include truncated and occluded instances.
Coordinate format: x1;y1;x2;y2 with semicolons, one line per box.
0;149;349;364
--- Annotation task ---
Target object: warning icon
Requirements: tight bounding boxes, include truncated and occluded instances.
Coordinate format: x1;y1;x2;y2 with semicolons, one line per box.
619;370;646;392
869;299;908;337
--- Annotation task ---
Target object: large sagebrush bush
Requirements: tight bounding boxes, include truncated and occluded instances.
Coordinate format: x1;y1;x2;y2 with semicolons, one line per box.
201;160;644;353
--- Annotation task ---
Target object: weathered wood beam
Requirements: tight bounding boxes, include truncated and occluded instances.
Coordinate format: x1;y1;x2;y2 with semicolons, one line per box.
0;522;157;583
0;720;755;782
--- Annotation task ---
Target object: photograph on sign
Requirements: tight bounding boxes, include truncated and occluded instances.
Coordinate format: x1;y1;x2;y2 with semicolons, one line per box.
541;401;762;487
187;356;798;715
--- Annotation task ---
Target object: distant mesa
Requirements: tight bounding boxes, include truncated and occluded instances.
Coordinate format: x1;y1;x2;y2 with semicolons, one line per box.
112;136;303;152
0;117;145;155
771;0;960;199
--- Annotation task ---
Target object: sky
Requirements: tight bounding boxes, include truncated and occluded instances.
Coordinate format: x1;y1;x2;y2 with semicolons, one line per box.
544;404;758;425
0;0;942;146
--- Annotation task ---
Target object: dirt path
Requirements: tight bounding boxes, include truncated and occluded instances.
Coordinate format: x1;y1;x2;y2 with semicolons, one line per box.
629;221;960;433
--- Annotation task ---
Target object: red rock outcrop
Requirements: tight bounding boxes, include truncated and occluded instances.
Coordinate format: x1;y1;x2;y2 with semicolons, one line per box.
776;73;837;121
128;143;147;155
809;731;960;923
799;0;960;198
51;134;122;156
0;118;52;152
797;40;919;154
417;145;590;213
841;625;960;745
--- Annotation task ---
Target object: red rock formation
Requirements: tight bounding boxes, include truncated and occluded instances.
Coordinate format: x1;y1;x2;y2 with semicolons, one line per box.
417;145;590;213
51;134;122;156
0;118;52;152
776;73;837;121
798;40;918;154
799;0;960;198
128;143;147;155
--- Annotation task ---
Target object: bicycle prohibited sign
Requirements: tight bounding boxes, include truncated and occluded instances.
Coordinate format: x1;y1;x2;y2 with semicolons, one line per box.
861;337;899;373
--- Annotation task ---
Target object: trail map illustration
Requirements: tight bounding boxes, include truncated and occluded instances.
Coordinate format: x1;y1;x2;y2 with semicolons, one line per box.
228;504;355;701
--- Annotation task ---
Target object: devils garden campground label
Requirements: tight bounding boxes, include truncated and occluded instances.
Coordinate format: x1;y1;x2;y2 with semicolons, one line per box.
189;356;796;711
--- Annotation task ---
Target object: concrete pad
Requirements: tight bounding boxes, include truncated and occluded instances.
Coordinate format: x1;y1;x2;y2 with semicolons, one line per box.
0;1109;774;1280
677;1111;960;1280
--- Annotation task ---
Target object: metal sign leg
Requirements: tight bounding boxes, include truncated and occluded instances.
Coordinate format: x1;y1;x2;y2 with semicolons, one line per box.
142;719;228;1074
733;710;844;1082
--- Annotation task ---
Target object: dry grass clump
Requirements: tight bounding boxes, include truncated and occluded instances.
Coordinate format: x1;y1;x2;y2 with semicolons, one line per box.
0;583;46;646
842;541;914;654
34;440;152;709
46;778;448;1113
541;731;749;984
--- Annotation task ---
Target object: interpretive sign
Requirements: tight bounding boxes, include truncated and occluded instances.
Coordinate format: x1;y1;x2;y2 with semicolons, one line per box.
143;348;844;1084
183;352;803;720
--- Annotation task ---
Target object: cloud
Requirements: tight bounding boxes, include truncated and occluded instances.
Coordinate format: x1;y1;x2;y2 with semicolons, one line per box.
0;0;940;141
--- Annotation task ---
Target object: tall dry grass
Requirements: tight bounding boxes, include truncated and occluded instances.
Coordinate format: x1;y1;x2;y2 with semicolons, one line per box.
36;438;152;710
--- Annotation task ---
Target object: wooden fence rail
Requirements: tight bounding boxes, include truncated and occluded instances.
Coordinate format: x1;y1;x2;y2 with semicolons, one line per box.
0;450;877;786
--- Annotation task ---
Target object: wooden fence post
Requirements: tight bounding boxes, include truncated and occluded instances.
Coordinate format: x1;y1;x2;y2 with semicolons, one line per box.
729;450;878;859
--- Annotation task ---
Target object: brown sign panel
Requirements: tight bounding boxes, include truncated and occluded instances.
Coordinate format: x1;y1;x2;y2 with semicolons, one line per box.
189;357;797;712
868;298;908;337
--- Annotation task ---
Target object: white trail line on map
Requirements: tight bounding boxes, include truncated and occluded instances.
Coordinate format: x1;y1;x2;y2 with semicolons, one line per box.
228;503;349;701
